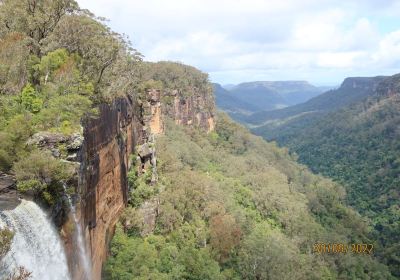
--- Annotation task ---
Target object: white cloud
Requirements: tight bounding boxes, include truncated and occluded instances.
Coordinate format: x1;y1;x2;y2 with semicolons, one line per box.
372;30;400;67
317;51;366;68
77;0;400;85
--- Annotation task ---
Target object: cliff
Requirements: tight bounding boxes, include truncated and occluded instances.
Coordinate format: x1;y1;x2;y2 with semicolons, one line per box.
163;89;215;132
375;73;400;99
67;87;215;279
340;76;386;90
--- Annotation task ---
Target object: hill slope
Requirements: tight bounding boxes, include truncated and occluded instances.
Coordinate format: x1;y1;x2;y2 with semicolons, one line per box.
104;114;393;280
253;74;400;277
228;81;323;112
213;83;259;121
247;76;386;127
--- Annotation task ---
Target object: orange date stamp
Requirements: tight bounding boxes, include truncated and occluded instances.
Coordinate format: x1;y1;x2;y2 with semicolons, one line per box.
313;243;373;254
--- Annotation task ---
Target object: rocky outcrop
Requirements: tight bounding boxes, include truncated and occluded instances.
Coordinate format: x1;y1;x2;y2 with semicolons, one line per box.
0;173;19;211
26;132;83;161
138;198;159;236
340;76;386;91
142;89;164;135
375;73;400;99
163;89;215;133
141;87;216;134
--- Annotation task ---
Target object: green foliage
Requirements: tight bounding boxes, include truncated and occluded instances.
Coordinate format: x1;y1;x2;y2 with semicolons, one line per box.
0;32;31;94
238;223;305;280
0;1;144;210
20;83;42;113
104;224;223;280
33;93;92;133
37;49;69;77
0;1;106;211
128;169;157;207
14;150;74;204
105;115;393;279
0;46;93;164
253;75;400;277
138;79;163;93
127;168;138;187
16;179;46;193
0;0;141;101
0;0;79;48
140;61;212;98
44;14;142;101
0;113;34;172
14;150;73;184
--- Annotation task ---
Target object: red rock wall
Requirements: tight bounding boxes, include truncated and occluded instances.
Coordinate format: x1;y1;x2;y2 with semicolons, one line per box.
68;87;216;279
77;97;144;280
163;89;216;133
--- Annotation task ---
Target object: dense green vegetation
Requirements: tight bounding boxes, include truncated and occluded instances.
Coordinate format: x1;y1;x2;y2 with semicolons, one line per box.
253;74;400;277
104;115;393;279
0;0;143;203
140;61;212;95
0;0;212;218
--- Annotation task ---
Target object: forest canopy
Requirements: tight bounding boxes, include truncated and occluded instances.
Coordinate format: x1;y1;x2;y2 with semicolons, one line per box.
104;115;394;280
251;74;400;277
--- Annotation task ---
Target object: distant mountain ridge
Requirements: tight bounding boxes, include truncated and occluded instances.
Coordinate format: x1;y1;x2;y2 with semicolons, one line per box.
249;73;400;277
213;80;324;121
247;76;386;127
230;80;322;110
212;83;261;122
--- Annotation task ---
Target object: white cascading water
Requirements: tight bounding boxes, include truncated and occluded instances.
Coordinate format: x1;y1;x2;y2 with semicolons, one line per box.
0;199;71;280
63;184;92;280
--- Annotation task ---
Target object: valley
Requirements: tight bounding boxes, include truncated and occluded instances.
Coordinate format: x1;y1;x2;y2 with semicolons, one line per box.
217;74;400;278
0;1;399;280
213;81;327;122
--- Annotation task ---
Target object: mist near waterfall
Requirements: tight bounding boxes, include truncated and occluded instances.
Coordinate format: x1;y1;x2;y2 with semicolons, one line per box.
0;200;70;280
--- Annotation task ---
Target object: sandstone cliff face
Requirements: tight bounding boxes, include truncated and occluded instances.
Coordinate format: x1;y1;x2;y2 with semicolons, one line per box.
141;87;216;134
163;89;215;133
375;73;400;98
67;86;215;279
142;89;164;135
75;97;144;280
340;76;386;91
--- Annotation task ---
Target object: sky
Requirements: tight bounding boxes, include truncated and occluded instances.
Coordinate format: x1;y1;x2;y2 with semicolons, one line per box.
77;0;400;86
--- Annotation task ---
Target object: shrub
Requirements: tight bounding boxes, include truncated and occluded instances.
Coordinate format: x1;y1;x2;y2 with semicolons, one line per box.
14;150;74;203
20;83;43;113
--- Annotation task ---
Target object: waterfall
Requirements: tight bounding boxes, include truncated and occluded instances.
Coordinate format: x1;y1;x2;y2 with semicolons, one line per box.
0;200;70;280
63;184;92;280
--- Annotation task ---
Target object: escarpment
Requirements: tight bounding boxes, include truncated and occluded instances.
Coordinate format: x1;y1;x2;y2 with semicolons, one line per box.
75;97;143;280
68;86;215;279
163;89;215;132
